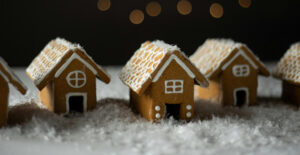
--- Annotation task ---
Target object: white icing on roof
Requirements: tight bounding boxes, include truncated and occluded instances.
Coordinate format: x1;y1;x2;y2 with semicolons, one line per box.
0;57;28;92
190;39;242;76
26;38;109;86
119;40;183;92
273;42;300;84
190;38;268;77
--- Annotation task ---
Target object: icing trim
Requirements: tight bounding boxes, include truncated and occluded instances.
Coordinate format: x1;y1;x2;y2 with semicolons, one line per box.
221;50;258;71
55;53;97;78
0;70;9;82
65;92;87;114
152;54;195;82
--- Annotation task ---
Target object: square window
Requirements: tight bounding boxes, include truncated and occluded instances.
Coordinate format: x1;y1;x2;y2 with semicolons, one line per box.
232;65;249;77
165;80;184;94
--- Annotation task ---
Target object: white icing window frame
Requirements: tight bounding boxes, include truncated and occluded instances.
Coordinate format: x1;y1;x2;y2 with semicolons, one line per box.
165;80;184;94
66;70;87;88
232;64;250;77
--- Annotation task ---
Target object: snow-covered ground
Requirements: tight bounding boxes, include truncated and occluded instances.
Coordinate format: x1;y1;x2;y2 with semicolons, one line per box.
1;63;300;155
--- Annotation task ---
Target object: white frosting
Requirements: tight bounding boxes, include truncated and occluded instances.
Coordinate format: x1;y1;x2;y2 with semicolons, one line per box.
0;57;27;91
120;40;207;93
190;39;267;78
152;54;195;82
273;42;300;84
55;53;97;78
26;38;109;87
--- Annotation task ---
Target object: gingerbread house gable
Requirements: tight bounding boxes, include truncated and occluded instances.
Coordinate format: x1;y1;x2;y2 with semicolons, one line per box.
26;38;110;90
273;42;300;85
0;57;27;94
120;40;209;94
190;39;270;78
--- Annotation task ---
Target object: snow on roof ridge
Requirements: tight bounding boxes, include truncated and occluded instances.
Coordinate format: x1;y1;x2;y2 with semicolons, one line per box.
190;38;250;77
120;40;187;92
205;38;244;48
54;37;86;52
27;38;109;87
151;40;180;52
273;42;300;83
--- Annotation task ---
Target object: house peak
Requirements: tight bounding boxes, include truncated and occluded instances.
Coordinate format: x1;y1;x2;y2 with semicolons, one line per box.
120;40;208;94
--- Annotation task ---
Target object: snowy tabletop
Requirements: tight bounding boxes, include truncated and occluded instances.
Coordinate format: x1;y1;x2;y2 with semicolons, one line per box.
1;63;300;155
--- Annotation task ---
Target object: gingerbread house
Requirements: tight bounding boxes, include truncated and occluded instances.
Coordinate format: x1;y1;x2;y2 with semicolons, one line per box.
120;40;209;121
26;38;110;114
0;57;27;126
273;42;300;105
190;39;270;107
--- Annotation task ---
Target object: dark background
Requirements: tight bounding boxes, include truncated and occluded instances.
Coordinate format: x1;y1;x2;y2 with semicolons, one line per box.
1;0;300;66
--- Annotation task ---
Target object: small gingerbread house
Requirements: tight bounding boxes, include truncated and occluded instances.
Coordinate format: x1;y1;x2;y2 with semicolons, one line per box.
0;57;27;126
190;39;270;107
120;40;209;121
26;38;110;114
273;42;300;105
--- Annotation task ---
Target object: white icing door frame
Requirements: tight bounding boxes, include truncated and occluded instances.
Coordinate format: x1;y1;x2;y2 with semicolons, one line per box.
65;92;87;114
233;87;249;107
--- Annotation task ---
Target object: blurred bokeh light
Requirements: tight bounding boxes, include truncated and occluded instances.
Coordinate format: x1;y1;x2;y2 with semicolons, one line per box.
177;0;192;15
146;1;162;17
129;9;145;24
210;3;224;18
97;0;111;11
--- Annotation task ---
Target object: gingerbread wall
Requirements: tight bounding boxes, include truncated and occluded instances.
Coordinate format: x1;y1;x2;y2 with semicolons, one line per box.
53;59;97;114
221;54;258;106
195;77;222;103
0;75;9;127
139;57;194;120
130;89;154;120
282;80;300;105
39;81;54;111
195;53;259;106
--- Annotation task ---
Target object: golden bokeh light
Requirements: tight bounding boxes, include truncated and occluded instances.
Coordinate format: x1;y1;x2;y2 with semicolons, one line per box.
146;1;162;17
97;0;111;11
209;3;224;19
177;0;192;15
238;0;252;8
129;9;145;24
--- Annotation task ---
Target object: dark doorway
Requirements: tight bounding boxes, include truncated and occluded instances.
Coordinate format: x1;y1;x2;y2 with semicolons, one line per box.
165;104;180;120
68;96;84;113
235;90;247;107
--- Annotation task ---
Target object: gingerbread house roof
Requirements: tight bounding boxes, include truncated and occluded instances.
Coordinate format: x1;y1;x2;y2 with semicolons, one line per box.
190;39;270;78
26;38;110;90
273;42;300;85
0;57;27;94
120;40;209;94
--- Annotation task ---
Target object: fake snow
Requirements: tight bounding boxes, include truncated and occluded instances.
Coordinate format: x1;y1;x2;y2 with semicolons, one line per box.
1;63;300;155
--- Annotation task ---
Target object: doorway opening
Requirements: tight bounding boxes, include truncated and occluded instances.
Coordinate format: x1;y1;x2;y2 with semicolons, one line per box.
165;103;180;120
68;95;84;113
234;88;248;107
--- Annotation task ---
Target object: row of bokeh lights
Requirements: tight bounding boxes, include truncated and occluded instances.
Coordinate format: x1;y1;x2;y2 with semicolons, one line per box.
97;0;252;24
